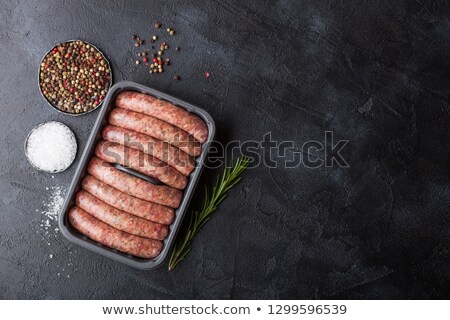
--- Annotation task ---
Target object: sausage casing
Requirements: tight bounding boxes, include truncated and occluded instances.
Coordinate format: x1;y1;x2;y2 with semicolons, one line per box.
75;190;168;240
87;156;182;208
115;91;208;143
109;108;201;157
69;206;163;259
82;175;174;225
95;140;188;190
102;125;195;176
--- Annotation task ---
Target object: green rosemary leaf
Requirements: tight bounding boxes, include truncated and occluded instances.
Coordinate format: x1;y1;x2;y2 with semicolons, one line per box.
168;156;250;271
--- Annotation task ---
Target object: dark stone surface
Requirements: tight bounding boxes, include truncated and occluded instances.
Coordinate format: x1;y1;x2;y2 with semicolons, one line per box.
0;0;449;299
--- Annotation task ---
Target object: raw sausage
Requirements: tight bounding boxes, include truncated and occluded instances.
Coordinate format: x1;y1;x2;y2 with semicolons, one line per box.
75;190;168;240
109;108;201;157
102;125;195;176
95;140;188;190
87;156;182;208
82;175;174;225
115;91;208;143
69;206;163;259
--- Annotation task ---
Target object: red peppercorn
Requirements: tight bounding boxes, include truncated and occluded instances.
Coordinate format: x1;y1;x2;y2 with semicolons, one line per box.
153;57;158;63
205;71;210;78
65;53;70;59
158;61;163;65
52;48;57;54
70;87;75;93
143;57;148;62
94;100;99;105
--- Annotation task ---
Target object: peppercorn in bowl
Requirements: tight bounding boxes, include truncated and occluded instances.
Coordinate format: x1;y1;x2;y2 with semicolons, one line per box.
39;40;112;115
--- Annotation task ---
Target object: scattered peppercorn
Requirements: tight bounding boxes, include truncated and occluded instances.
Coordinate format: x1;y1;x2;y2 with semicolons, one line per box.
39;40;111;114
133;36;144;48
174;75;180;80
205;71;210;78
130;26;180;79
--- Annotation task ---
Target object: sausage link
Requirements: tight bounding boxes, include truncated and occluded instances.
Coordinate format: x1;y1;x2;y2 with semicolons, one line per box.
95;140;188;190
109;108;201;157
102;125;195;176
87;156;182;208
69;206;163;259
76;190;168;240
116;91;208;143
82;175;174;225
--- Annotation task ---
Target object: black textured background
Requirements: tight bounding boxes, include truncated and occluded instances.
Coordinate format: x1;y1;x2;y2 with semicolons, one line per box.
1;0;449;299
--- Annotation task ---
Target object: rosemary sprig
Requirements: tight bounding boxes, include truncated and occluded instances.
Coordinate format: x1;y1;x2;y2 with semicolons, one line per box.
168;156;250;271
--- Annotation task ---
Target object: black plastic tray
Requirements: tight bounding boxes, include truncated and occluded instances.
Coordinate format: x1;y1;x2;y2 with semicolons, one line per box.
58;81;215;269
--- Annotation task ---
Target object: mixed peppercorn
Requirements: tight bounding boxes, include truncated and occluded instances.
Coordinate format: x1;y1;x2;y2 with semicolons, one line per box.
132;23;181;80
132;23;211;81
39;40;111;114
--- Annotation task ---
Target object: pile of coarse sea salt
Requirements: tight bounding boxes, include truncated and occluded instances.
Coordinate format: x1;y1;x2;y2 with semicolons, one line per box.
26;121;77;173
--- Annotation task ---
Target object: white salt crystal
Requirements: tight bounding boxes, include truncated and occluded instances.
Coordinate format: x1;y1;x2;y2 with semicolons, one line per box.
25;121;77;173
